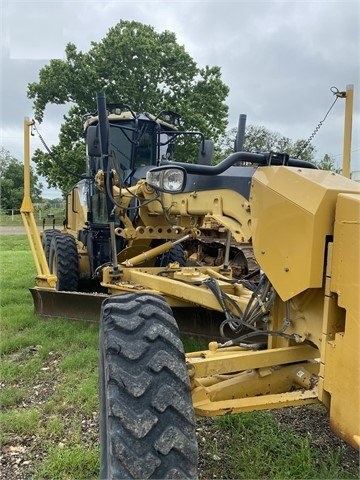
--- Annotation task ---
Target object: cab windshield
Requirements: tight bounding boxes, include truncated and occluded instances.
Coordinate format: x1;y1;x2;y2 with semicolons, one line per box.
109;120;156;180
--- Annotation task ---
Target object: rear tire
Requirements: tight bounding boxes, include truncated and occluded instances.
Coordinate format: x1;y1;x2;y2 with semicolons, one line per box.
99;293;198;479
156;244;186;267
49;234;79;291
42;229;60;263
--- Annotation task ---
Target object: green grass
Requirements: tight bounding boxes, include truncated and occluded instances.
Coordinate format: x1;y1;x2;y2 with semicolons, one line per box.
0;385;27;408
0;408;41;438
35;444;99;480
0;235;358;479
206;412;356;479
0;235;100;478
0;207;65;227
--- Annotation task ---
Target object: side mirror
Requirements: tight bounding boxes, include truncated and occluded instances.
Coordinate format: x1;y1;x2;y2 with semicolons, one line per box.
86;125;101;157
197;139;214;165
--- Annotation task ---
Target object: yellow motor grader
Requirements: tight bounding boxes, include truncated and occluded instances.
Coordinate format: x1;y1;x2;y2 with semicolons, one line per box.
21;89;359;479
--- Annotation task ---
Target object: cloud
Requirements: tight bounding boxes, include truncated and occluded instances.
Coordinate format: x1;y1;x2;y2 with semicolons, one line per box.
7;5;66;60
1;0;359;191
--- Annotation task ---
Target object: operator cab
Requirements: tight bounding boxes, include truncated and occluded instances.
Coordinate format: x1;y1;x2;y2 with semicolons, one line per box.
67;100;215;277
85;111;167;186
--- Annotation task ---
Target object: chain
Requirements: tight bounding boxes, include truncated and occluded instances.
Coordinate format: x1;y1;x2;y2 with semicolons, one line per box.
297;86;345;156
31;122;78;178
32;122;53;156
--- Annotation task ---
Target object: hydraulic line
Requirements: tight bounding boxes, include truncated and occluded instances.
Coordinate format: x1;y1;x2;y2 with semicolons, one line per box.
203;274;289;345
220;300;294;347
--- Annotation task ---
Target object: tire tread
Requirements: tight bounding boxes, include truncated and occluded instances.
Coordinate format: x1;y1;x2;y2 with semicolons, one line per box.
100;293;198;479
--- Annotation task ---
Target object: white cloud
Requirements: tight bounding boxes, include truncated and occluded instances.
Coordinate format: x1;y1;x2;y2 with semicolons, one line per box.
1;0;359;198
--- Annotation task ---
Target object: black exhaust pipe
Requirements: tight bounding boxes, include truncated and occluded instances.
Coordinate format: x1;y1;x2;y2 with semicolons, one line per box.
96;92;109;159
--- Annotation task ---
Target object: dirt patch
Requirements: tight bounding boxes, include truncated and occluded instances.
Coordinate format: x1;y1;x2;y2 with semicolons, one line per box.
270;405;359;471
1;400;358;479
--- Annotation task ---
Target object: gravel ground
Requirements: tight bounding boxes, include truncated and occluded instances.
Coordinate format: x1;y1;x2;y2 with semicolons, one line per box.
0;226;34;235
1;401;358;479
197;406;359;479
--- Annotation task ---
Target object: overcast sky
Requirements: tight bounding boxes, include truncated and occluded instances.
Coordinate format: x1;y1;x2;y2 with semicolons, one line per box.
1;0;359;198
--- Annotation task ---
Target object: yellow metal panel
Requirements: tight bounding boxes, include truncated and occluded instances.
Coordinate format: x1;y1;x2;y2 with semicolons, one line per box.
194;389;318;416
323;193;360;449
187;344;319;378
147;188;253;243
287;289;324;348
118;268;253;313
331;193;360;315
251;167;360;300
193;363;319;404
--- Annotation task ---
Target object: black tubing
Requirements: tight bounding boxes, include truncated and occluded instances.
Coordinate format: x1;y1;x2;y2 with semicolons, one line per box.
97;92;109;157
162;151;317;175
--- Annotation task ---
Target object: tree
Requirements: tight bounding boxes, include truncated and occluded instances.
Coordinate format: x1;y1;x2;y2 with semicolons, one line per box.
315;153;340;172
0;148;42;211
216;124;316;162
27;20;229;193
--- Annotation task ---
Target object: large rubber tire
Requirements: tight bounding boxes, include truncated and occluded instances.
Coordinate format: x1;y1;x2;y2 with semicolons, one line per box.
99;293;198;479
49;234;79;291
42;229;60;263
155;244;186;267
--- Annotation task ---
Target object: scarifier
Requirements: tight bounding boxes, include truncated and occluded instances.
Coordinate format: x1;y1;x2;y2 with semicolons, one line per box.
21;86;359;478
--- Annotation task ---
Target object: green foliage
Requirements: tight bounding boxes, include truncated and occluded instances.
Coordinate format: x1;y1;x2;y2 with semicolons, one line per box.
182;335;207;352
28;20;229;193
315;153;340;171
0;147;42;210
216;124;316;163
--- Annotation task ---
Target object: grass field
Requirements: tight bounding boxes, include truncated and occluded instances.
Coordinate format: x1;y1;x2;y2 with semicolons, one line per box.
0;235;358;479
0;208;65;228
0;235;100;479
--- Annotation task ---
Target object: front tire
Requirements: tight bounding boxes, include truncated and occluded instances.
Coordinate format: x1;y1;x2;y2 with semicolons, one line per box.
49;234;79;291
99;293;198;479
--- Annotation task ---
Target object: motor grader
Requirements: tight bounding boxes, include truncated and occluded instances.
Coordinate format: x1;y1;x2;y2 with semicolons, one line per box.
21;89;359;479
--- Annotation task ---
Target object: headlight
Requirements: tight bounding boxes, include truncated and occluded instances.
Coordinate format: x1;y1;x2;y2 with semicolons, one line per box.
146;167;186;193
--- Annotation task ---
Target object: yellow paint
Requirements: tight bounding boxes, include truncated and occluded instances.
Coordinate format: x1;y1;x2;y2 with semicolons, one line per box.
321;193;360;449
251;166;360;300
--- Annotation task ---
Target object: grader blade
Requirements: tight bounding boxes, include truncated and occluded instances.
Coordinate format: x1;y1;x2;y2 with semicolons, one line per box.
30;288;108;322
29;287;223;340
